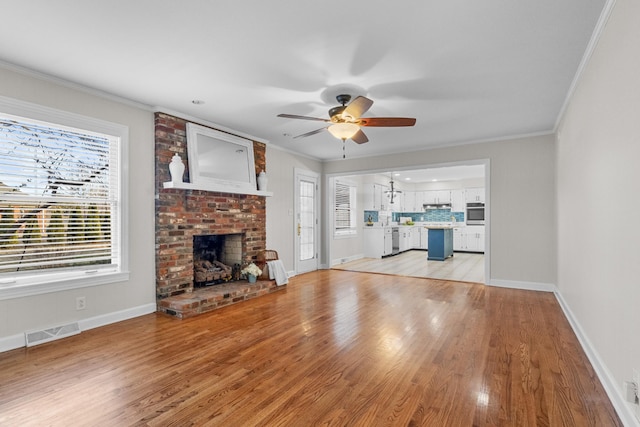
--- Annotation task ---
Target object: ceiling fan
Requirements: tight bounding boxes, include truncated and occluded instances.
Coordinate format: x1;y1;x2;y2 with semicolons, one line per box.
277;94;416;157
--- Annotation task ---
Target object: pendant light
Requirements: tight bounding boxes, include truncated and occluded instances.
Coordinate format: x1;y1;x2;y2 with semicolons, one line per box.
384;173;403;204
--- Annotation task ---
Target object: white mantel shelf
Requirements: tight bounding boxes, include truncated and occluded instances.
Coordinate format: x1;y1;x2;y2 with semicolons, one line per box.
163;181;273;197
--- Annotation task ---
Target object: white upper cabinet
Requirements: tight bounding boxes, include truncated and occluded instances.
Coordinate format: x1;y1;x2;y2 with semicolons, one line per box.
403;191;416;212
414;191;425;212
364;183;391;211
363;184;375;210
465;187;485;203
451;189;466;212
374;184;386;211
423;190;451;205
389;191;404;212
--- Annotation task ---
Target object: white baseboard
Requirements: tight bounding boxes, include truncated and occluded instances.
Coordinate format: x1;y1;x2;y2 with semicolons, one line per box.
554;292;639;426
488;278;557;293
0;302;157;353
331;253;364;267
0;333;26;353
78;303;157;331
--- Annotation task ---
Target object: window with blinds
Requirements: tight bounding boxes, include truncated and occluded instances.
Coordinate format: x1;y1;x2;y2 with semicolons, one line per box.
0;112;121;284
334;180;357;237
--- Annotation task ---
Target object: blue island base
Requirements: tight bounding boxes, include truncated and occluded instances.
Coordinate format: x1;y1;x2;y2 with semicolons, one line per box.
426;228;454;261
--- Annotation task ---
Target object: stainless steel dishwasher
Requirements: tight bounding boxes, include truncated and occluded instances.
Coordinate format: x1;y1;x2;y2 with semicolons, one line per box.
391;227;400;255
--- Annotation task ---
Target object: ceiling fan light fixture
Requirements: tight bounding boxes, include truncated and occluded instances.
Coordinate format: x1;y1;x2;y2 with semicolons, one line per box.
327;122;359;140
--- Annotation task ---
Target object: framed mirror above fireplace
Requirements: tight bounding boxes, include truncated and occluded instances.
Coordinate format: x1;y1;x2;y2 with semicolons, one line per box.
186;122;257;191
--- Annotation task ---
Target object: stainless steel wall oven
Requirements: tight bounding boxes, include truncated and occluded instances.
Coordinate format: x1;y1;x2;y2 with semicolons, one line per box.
466;202;485;225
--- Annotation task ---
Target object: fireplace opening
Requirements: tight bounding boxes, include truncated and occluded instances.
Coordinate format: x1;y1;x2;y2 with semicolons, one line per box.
193;234;243;287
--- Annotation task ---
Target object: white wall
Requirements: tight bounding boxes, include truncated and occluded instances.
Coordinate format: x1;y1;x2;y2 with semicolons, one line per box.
556;0;640;422
0;66;156;348
264;145;322;273
323;134;557;286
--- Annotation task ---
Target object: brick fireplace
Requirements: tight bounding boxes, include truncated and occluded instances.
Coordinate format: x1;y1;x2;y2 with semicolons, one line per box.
154;112;268;304
193;233;243;286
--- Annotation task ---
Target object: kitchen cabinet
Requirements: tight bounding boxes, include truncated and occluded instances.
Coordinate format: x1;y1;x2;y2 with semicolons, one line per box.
402;192;426;212
465;187;485;203
453;227;465;251
410;226;428;250
363;184;375;210
465;227;485;252
423;190;451;205
377;184;390;211
398;227;411;252
403;191;416;212
389;192;404;212
411;226;421;248
420;227;428;249
451;189;465;212
363;227;393;258
383;227;392;256
363;183;390;211
453;226;485;252
414;191;425;212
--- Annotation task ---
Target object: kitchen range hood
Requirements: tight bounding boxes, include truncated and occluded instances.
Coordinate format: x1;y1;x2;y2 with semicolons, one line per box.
423;203;452;210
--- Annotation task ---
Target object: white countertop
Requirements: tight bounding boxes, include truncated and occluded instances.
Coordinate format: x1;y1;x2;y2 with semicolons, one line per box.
365;221;466;229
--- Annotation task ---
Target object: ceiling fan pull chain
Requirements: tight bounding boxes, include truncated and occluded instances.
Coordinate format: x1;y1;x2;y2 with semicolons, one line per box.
343;140;346;159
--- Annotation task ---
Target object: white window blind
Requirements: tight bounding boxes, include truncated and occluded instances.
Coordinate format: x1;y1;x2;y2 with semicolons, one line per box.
0;113;120;279
334;180;357;236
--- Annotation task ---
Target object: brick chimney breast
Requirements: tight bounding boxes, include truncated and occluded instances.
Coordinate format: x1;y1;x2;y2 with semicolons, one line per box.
154;113;267;299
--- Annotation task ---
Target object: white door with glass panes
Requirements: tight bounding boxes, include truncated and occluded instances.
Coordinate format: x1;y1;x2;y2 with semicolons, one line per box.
295;169;319;274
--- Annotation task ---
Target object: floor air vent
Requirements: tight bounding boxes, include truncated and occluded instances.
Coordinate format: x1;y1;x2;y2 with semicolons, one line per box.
25;322;80;347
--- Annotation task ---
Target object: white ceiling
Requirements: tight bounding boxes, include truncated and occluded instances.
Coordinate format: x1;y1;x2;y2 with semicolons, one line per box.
391;165;485;183
0;1;605;161
345;164;485;184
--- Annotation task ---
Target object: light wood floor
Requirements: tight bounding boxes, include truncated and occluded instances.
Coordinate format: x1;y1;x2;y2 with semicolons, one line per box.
333;250;485;283
0;270;620;426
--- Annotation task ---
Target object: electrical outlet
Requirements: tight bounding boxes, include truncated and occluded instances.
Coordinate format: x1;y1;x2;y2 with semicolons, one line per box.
75;296;86;311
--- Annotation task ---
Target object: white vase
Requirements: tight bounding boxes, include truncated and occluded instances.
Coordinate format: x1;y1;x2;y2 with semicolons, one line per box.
169;154;185;183
257;170;268;191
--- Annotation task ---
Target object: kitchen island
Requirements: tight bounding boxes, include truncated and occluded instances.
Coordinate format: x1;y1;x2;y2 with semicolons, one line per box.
426;226;454;261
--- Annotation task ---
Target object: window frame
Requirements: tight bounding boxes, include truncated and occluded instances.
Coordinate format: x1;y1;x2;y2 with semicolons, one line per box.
0;96;129;300
333;178;357;238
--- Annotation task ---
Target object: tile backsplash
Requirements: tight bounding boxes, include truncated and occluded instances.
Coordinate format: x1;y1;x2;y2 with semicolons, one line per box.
365;209;465;223
392;210;465;223
364;210;379;222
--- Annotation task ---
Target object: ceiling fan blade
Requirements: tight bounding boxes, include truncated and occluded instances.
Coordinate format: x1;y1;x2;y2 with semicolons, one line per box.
351;129;369;144
277;113;330;122
359;117;416;127
294;127;328;139
343;96;374;119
